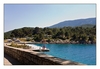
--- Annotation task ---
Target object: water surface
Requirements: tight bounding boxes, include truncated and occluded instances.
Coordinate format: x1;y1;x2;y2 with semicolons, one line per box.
29;44;96;65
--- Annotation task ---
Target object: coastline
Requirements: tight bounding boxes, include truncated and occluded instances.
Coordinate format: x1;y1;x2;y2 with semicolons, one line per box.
19;41;96;44
4;39;96;45
4;41;96;65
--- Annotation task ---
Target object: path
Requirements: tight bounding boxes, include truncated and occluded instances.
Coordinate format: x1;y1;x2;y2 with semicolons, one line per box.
4;53;22;65
4;43;22;65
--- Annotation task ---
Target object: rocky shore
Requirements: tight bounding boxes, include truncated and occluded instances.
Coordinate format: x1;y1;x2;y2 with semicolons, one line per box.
21;39;96;44
5;38;96;45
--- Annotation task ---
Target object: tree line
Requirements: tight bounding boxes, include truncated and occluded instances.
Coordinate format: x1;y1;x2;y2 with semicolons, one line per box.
4;26;96;44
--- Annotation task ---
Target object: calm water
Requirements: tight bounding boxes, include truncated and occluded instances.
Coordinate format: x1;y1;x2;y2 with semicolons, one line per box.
29;44;96;65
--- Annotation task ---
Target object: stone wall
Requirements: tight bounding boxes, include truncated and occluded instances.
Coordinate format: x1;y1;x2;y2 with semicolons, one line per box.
4;46;84;65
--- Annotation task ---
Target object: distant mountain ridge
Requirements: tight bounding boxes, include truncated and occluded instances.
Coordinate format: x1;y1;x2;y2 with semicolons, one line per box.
49;17;96;28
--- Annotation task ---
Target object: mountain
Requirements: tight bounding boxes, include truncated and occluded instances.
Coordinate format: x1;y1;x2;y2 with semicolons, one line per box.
49;18;96;28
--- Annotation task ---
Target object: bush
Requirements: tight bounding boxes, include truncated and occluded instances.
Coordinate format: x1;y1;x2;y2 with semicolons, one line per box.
9;42;31;49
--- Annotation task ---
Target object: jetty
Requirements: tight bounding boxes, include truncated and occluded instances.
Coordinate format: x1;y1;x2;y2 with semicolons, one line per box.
27;44;49;52
4;43;85;65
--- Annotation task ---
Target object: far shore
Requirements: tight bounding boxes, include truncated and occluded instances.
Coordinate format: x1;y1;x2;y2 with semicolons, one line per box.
4;39;96;45
10;41;96;44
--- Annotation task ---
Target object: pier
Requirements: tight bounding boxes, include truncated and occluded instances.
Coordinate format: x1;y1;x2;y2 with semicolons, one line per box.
4;43;85;65
26;44;49;52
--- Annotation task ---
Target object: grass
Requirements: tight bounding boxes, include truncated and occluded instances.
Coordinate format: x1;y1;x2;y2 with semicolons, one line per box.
18;38;26;41
9;42;31;49
4;39;8;43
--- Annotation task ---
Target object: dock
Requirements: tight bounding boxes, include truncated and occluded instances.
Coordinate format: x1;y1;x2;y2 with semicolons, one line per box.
26;44;49;52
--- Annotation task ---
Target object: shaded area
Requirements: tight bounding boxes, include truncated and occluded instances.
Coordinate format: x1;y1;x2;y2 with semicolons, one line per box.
4;53;22;65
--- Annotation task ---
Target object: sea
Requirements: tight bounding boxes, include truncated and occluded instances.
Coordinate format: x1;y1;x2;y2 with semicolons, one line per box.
27;43;96;65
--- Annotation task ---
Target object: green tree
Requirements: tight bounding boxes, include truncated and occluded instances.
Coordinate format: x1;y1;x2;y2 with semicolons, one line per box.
46;30;53;35
33;27;41;35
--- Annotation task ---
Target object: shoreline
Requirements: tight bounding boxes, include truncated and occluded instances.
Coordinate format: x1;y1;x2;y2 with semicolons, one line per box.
4;39;96;45
4;41;96;45
19;41;96;44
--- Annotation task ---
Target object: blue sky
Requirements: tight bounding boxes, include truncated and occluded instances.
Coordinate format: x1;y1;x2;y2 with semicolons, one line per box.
4;4;96;32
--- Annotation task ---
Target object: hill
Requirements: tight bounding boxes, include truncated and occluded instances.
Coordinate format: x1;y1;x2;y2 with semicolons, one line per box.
4;26;96;44
4;31;12;39
49;18;96;28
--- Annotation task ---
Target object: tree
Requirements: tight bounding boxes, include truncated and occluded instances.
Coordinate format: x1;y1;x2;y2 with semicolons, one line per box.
65;31;70;39
22;27;33;37
71;34;77;40
89;35;95;41
33;33;44;42
33;27;41;35
11;29;25;38
46;30;53;35
4;26;96;44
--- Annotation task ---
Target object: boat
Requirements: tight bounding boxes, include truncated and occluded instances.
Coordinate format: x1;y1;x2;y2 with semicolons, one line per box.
33;43;49;51
33;39;49;52
32;45;49;52
33;48;49;52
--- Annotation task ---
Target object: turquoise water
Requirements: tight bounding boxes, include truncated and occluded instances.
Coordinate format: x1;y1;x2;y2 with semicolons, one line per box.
30;44;96;65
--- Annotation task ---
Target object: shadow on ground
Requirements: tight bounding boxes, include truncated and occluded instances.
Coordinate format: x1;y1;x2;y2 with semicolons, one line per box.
4;53;22;65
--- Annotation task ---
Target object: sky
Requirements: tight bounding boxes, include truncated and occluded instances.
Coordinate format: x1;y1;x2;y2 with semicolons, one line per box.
4;4;96;32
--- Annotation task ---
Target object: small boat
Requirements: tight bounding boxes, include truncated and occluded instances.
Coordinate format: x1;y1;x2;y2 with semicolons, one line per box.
33;48;49;52
33;39;50;52
33;46;49;52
